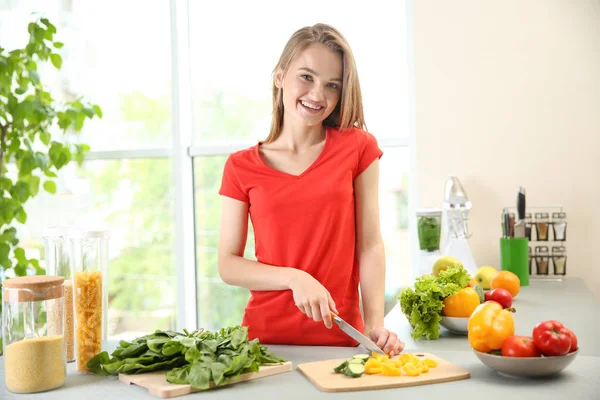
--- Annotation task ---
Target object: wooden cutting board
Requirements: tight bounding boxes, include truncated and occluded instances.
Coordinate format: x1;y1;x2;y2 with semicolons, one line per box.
298;353;469;392
119;361;293;398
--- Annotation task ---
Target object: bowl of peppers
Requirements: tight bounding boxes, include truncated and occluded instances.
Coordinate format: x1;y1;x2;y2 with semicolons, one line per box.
468;302;579;378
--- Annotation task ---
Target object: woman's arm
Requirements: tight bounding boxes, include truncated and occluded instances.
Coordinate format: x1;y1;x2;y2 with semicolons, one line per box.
218;196;338;327
354;159;386;331
355;159;405;356
218;196;298;290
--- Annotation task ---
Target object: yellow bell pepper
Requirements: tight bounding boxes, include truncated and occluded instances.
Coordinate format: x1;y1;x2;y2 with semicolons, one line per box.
425;358;438;368
468;301;515;353
381;363;402;376
442;287;481;317
402;362;421;376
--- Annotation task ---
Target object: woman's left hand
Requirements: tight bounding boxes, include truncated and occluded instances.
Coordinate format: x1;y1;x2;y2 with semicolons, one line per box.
367;327;405;357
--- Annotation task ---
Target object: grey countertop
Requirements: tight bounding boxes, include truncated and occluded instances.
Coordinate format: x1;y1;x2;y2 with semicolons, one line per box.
2;277;599;399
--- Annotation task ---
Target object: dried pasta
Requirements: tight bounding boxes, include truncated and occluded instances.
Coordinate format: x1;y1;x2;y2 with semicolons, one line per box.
74;270;103;372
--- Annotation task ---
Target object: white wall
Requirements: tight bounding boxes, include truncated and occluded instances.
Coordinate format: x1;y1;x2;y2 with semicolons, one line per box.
412;0;600;297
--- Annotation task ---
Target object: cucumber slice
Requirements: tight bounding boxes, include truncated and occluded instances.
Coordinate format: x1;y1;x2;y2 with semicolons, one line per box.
348;358;365;365
352;354;370;362
333;360;349;373
343;363;365;378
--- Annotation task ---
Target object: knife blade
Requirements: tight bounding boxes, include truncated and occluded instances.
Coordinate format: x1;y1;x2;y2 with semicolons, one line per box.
331;313;385;355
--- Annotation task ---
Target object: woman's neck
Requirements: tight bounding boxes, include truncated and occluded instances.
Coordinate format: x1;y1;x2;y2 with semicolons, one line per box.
276;122;326;152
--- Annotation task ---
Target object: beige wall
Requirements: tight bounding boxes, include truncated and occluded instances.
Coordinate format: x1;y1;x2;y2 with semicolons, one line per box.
412;0;600;298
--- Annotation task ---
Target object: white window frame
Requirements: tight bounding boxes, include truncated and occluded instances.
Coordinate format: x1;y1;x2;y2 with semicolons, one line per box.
61;0;416;331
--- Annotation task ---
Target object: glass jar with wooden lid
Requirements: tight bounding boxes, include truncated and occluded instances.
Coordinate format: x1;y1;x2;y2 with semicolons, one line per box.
2;275;66;393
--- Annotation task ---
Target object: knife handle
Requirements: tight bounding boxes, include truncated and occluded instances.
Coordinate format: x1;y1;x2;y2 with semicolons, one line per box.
517;187;526;221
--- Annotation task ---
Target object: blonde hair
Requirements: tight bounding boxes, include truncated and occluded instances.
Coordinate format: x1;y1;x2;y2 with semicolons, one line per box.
265;23;366;143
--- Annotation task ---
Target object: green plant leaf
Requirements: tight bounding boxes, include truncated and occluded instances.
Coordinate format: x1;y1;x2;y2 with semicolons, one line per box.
0;177;13;191
9;181;30;202
93;104;103;118
14;247;27;264
50;53;62;69
44;169;57;178
15;207;27;224
82;107;95;118
53;42;64;49
30;259;44;275
39;129;50;145
24;175;40;196
14;263;27;276
0;243;10;267
43;180;57;194
17;153;36;177
29;69;40;85
35;152;48;169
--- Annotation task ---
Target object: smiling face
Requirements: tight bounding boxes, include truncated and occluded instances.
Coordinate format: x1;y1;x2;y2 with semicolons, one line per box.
274;43;343;129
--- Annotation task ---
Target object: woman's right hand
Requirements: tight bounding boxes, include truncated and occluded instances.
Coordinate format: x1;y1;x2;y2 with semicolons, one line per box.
289;271;339;329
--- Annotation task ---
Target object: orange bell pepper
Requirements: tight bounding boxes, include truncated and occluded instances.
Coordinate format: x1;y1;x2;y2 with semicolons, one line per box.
442;287;481;317
468;301;515;353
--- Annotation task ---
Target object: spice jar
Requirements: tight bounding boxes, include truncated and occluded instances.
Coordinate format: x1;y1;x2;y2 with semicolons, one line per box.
524;213;533;240
552;212;567;241
2;276;66;393
70;229;110;373
416;209;442;252
552;246;567;275
44;226;75;363
534;246;550;275
534;213;549;241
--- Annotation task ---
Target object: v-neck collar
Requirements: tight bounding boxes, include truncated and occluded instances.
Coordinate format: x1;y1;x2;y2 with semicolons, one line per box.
256;127;330;178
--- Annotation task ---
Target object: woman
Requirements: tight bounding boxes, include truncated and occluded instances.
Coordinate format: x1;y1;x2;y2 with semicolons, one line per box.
218;23;404;356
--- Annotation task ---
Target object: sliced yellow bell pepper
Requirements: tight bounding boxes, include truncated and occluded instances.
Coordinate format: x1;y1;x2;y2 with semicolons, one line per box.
402;362;421;377
365;366;382;375
381;363;402;376
425;358;438;368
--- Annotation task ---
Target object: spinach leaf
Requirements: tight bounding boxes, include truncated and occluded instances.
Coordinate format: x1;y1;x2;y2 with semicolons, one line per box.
188;363;212;390
147;337;170;353
86;351;112;376
184;346;201;364
166;365;191;385
209;362;227;386
119;342;148;358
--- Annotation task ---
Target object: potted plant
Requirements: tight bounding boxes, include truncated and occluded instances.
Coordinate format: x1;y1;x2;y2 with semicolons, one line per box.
0;17;102;354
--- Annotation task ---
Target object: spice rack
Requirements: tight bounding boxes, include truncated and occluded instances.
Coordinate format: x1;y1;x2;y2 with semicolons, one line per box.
501;206;567;281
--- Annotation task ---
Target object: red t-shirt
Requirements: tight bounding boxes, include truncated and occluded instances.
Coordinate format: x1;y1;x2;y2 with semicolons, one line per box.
218;126;383;346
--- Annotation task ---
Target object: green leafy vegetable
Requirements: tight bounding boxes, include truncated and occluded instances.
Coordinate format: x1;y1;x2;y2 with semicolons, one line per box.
87;325;286;390
398;266;471;340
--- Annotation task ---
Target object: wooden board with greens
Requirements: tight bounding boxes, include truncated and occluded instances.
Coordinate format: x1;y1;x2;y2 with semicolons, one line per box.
87;325;286;390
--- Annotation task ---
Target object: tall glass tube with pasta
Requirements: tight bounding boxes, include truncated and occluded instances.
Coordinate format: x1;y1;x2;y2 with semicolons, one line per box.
70;229;110;374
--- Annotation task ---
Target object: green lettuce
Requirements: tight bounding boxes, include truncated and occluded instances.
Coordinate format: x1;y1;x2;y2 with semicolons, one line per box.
398;266;471;340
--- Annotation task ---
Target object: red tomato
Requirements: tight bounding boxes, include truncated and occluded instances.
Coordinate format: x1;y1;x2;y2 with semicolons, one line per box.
565;328;578;353
532;320;572;356
501;336;542;358
485;288;513;309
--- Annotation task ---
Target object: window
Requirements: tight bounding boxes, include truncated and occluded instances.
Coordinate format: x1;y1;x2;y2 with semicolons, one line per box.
1;0;177;340
188;0;412;328
2;0;412;335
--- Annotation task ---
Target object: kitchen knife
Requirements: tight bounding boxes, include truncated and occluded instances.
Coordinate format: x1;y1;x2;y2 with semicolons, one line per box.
331;313;385;355
513;187;526;238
